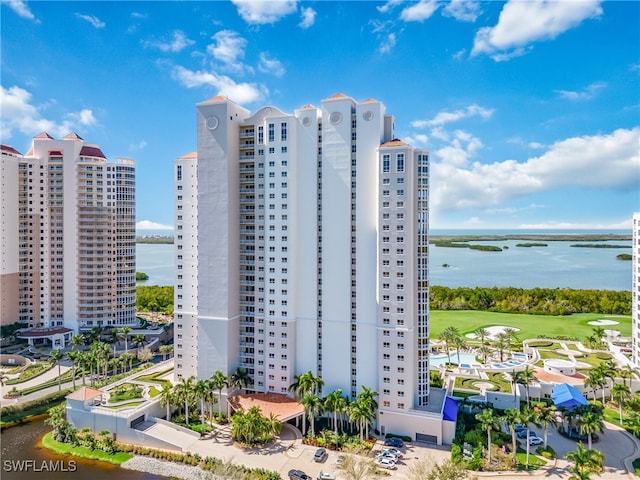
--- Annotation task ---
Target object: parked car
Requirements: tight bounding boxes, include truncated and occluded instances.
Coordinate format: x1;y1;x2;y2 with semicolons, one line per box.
517;429;536;439
335;455;346;467
317;472;336;480
288;470;312;480
513;423;526;432
382;447;403;459
314;448;328;462
529;436;544;446
384;437;404;448
375;458;397;470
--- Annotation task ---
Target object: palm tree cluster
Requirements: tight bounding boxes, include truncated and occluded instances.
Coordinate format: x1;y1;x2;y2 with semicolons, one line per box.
437;326;520;366
231;406;282;446
289;371;379;446
565;442;605;480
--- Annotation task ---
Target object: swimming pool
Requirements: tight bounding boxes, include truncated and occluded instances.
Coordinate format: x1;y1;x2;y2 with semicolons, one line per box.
430;352;479;367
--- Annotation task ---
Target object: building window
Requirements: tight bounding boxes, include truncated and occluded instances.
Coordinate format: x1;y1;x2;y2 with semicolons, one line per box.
397;153;405;172
258;125;264;144
176;165;182;181
383;154;390;173
268;123;275;142
281;122;287;141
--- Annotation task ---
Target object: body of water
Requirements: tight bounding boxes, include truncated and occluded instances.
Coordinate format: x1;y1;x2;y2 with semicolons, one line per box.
135;230;632;291
0;419;166;480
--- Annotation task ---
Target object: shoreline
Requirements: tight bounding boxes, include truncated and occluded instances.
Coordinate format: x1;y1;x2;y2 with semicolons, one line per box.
121;455;215;480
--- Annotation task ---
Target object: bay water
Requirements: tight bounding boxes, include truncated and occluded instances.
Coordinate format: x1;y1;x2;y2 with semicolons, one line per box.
136;230;632;291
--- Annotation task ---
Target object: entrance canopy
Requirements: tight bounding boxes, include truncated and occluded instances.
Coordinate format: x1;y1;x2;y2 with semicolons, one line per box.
551;383;588;410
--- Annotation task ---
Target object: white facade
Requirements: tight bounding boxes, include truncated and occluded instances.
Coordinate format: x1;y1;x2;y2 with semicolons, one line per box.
0;134;136;333
633;212;640;367
174;94;443;441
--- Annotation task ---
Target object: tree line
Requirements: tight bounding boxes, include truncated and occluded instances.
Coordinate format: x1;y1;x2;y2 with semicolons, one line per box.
135;285;631;317
430;286;631;315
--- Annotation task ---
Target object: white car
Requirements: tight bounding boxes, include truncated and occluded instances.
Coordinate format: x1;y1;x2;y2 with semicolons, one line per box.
375;457;397;470
382;447;403;459
529;436;544;446
317;472;336;480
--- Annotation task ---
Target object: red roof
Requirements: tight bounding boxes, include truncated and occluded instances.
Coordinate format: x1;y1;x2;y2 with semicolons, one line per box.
17;327;73;338
381;138;409;148
79;146;106;158
34;132;54;139
204;95;228;102
49;150;63;156
300;104;316;110
64;132;84;141
327;93;347;99
1;144;22;156
179;151;197;160
67;387;103;401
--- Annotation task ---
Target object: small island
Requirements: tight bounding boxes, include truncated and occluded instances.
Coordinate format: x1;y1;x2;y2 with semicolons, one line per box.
136;271;149;281
616;253;632;261
516;243;548;247
136;235;173;244
570;243;631;249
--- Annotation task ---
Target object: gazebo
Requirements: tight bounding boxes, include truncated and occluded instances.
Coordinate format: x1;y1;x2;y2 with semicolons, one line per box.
551;383;588;410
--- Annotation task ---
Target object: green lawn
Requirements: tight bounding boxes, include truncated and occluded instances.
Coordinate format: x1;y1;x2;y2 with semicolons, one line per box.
430;311;631;341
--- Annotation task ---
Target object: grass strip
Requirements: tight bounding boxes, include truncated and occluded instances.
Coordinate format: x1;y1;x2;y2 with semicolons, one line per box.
41;431;132;465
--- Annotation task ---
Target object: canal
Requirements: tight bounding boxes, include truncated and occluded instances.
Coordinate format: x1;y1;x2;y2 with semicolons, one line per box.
1;418;167;479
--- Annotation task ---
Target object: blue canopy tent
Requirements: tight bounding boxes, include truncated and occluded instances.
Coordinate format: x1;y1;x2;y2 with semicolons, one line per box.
551;383;588;410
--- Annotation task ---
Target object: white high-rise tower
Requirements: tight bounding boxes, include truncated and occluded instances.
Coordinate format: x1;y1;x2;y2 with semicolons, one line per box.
174;94;454;443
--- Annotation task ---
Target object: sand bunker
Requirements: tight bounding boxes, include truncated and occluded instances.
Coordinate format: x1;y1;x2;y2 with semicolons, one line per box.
467;325;521;340
588;319;619;326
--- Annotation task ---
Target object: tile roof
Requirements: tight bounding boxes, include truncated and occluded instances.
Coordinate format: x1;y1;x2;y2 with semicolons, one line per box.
1;144;22;156
49;150;63;156
64;132;84;140
361;98;378;103
16;326;73;337
228;393;304;421
34;132;54;139
179;151;197;160
328;93;347;99
79;146;106;158
66;387;103;401
381;139;409;147
204;95;228;103
300;104;316;110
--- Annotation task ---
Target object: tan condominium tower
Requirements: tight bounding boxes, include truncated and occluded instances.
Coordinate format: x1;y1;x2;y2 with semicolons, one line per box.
1;133;136;348
174;93;455;444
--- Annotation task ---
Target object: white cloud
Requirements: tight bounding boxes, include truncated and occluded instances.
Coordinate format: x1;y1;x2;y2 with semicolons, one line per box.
472;0;602;60
402;133;429;147
411;104;494;128
377;0;403;14
75;13;106;29
442;0;481;22
400;0;439;22
231;0;297;25
2;0;38;22
528;141;545;149
299;6;316;28
379;32;397;54
207;30;247;65
435;130;484;167
144;30;195;53
129;140;147;150
136;220;174;230
519;219;633;230
0;85;98;140
430;127;639;212
555;81;606;101
171;66;266;104
258;52;285;77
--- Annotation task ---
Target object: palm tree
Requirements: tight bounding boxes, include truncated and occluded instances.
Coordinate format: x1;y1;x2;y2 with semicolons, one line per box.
624;411;640;437
301;393;324;438
584;369;604;401
204;379;218;427
325;389;346;448
348;398;372;444
452;335;467;365
438;326;459;360
159;344;173;360
119;326;132;353
518;406;540;467
159;383;174;421
612;383;631;424
619;365;638;387
49;349;63;391
228;367;251;393
476;408;500;465
501;408;521;466
70;334;85;351
194;379;209;435
515;366;535;405
536;405;557;449
132;334;147;351
565;443;604;480
478;345;492;365
474;327;489;345
211;370;228;418
494;332;509;362
66;350;80;389
579;410;604;450
503;327;520;352
175;376;195;425
356;386;378;439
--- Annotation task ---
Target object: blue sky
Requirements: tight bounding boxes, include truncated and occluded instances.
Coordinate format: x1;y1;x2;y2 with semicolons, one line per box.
1;0;638;230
